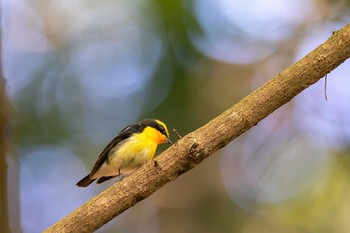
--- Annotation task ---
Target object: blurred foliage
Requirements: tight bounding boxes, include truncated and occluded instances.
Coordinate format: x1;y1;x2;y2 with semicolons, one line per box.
2;0;350;232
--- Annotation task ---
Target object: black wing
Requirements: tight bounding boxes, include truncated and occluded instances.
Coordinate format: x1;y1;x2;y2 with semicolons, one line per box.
89;123;144;176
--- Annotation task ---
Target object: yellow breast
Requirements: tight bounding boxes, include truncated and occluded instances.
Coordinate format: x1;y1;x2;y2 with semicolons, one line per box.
92;127;161;178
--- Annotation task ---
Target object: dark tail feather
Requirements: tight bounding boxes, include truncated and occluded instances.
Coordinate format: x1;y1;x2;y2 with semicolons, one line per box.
96;176;117;184
76;175;95;187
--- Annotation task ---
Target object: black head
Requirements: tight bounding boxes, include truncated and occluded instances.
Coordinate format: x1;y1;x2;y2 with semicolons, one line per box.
139;119;170;139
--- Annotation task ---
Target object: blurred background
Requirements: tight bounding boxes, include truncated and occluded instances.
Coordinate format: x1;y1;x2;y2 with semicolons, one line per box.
1;0;350;232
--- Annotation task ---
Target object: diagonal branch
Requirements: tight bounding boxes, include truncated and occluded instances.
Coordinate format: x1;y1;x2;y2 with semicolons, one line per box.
44;23;350;233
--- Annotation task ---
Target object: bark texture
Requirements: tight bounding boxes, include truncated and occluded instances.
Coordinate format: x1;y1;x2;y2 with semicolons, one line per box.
44;23;350;233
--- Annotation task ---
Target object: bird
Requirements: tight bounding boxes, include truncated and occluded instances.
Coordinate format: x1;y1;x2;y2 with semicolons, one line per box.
76;119;172;187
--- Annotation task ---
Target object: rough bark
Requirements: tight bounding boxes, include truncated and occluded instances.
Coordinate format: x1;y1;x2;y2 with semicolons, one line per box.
44;23;350;233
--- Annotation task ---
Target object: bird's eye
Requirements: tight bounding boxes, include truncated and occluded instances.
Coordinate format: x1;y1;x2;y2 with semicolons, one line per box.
159;125;167;136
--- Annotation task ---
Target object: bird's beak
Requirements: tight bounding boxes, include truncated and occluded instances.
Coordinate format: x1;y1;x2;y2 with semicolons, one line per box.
167;138;173;145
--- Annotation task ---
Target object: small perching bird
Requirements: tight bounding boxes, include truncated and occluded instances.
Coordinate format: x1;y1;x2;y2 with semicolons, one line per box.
76;119;172;187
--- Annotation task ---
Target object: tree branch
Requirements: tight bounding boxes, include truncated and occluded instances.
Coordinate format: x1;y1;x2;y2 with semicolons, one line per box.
44;23;350;233
0;11;15;232
0;66;11;233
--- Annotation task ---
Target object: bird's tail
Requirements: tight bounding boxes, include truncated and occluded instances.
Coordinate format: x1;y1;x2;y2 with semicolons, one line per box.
76;175;95;187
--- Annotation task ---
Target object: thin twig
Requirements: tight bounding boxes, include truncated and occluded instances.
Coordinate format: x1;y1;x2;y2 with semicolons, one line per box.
173;128;182;139
324;74;328;101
